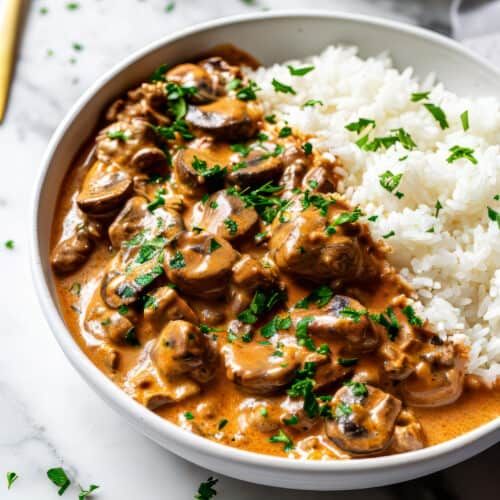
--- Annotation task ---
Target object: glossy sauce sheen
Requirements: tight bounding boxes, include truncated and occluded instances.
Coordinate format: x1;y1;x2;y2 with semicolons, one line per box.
51;48;500;460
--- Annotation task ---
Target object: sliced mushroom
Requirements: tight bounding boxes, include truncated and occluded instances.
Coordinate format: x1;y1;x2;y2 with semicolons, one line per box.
96;118;167;171
191;190;258;240
51;226;94;274
325;384;402;455
143;286;198;331
389;409;426;453
166;63;218;103
222;342;300;394
105;82;169;124
164;230;239;298
77;161;133;216
269;205;365;284
186;96;261;141
400;343;466;407
295;295;379;353
151;320;216;383
174;148;227;194
103;258;165;308
108;195;184;248
84;287;137;344
227;149;284;187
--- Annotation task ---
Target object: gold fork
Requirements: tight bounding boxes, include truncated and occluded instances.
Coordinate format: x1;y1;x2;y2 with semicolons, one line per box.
0;0;24;123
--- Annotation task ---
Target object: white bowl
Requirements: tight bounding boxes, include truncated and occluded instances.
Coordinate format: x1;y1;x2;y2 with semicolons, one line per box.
31;11;500;491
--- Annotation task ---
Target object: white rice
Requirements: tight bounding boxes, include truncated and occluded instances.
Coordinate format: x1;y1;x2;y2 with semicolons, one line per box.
247;46;500;384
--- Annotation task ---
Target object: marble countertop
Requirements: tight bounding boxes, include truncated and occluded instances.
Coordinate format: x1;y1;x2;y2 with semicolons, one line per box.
0;1;498;498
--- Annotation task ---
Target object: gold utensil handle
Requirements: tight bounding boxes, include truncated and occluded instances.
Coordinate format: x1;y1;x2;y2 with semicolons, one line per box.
0;0;23;123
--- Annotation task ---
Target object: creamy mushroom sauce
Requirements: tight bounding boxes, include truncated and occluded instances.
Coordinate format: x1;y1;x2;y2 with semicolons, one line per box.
51;47;500;460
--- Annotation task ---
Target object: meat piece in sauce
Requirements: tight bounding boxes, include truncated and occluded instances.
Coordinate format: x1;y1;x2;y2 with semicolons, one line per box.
108;195;184;248
279;144;311;193
222;342;300;394
96;118;168;172
227;148;284;187
388;409;426;453
400;342;466;407
167;57;241;104
151;320;216;383
280;396;320;433
51;220;101;274
302;162;337;193
269;202;370;284
190;190;259;241
228;255;279;315
106;82;169;125
164;230;239;298
186;96;261;141
174;148;227;195
293;295;379;354
143;286;198;332
239;402;281;433
324;383;402;455
77;161;134;217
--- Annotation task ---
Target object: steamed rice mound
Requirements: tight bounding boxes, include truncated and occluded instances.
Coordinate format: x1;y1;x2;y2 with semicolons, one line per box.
248;46;500;383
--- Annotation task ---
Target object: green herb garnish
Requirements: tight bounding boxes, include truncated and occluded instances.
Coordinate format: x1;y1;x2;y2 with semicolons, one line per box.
271;78;296;95
447;145;477;165
287;64;315;76
47;467;71;496
424;102;449;129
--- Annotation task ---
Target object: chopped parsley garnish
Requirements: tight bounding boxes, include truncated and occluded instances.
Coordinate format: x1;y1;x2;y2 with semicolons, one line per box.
209;200;218;209
154;120;194;140
335;402;352;418
287;64;315;76
338;357;359;367
411;91;430;102
461;110;470;131
134;265;164;287
238;289;284;324
434;200;443;217
223;218;238;235
235;80;260;101
271;78;296;95
447;145;478;165
316;343;331;355
79;484;99;499
260;407;269;417
494;194;499;201
150;63;168;82
147;188;166;212
269;430;294;452
339;307;367;323
40;7;49;14
208;238;222;253
279;126;292;138
4;239;15;250
124;327;140;346
345;118;375;134
107;129;128;141
47;467;71;496
136;235;167;264
142;294;158;310
165;81;197;121
230;143;251;157
302;99;323;108
6;472;18;490
118;285;135;299
379;170;404;198
295;316;315;351
261;314;292;338
72;42;83;51
371;307;400;340
402;305;423;326
118;305;129;316
169;251;186;269
283;414;299;425
295;285;333;309
192;156;226;179
359;128;416;151
424;102;449;129
230;182;287;224
367;215;378;222
333;206;363;226
265;114;277;124
302;142;313;155
382;230;395;239
184;411;195;420
165;1;175;12
195;477;218;500
487;206;500;227
345;380;368;398
218;419;228;430
66;2;80;10
301;190;334;215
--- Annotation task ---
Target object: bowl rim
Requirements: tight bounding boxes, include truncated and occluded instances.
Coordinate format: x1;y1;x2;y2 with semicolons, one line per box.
31;9;500;474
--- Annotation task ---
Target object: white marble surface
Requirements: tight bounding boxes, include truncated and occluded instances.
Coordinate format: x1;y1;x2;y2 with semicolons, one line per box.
0;1;499;498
